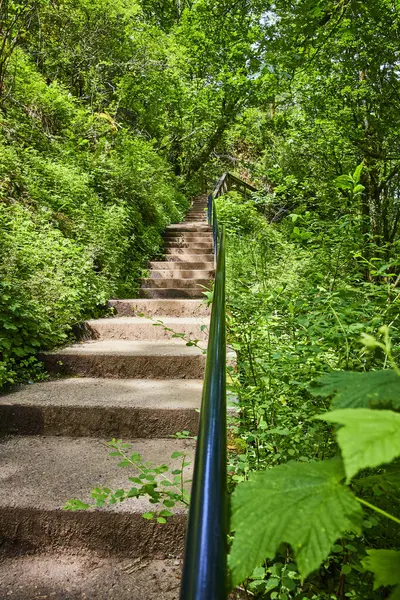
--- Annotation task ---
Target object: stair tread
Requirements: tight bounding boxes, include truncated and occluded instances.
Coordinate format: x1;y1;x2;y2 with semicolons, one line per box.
0;552;184;600
0;436;194;511
87;316;208;325
43;339;206;356
0;378;202;409
85;316;209;340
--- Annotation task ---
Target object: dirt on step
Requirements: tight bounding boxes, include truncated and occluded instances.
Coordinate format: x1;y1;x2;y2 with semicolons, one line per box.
0;549;182;600
0;548;247;600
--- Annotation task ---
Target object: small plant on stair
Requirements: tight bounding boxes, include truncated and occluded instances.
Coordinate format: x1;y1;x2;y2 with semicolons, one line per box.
65;439;191;523
137;313;209;353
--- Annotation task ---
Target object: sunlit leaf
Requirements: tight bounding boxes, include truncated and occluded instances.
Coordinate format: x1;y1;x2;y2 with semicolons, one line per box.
229;459;362;586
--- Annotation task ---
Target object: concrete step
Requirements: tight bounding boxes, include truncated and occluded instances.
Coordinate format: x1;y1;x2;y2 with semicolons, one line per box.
0;552;184;600
150;269;215;279
139;288;205;299
0;378;202;437
164;241;213;249
165;247;213;256
85;316;209;340
160;254;214;263
163;229;212;235
166;224;211;232
142;278;211;290
149;261;214;270
0;436;194;556
109;299;211;317
184;218;206;222
163;235;213;243
41;340;206;379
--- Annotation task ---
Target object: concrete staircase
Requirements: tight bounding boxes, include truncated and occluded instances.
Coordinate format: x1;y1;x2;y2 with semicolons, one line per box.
141;196;214;299
0;196;213;599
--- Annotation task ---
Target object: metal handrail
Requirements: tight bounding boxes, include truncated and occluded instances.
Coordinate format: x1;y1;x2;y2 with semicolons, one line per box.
180;172;254;600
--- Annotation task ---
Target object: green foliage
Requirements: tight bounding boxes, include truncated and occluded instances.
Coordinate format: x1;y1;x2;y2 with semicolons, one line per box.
220;179;400;597
0;49;185;387
363;550;400;593
65;439;191;521
310;370;400;410
229;458;363;586
318;409;400;482
229;336;400;596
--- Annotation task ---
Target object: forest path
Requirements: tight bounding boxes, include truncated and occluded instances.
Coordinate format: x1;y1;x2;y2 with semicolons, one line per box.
0;196;214;599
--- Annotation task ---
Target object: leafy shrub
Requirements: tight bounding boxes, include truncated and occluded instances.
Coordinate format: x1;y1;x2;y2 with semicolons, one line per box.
0;52;187;388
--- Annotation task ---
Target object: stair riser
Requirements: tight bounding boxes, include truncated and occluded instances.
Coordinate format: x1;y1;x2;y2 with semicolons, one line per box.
166;225;211;232
163;230;212;236
142;279;211;289
163;237;213;244
42;354;206;378
149;262;214;270
139;289;205;299
85;321;209;340
164;243;213;249
150;270;215;279
0;405;199;438
108;300;211;317
159;255;214;263
165;248;213;255
0;508;186;558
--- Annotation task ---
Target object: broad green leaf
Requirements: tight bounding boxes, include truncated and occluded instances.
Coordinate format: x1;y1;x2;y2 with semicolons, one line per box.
363;549;400;591
357;462;400;491
335;175;353;189
352;162;364;184
309;370;400;410
317;409;400;481
229;459;362;586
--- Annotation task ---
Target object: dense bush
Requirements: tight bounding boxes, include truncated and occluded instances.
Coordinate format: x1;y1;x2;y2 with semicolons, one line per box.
218;190;400;598
0;52;187;388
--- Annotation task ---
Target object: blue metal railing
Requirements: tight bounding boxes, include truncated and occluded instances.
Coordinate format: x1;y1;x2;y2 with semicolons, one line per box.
180;172;256;600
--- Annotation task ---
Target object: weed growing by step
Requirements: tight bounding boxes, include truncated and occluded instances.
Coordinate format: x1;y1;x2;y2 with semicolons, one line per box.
135;312;209;353
65;439;191;523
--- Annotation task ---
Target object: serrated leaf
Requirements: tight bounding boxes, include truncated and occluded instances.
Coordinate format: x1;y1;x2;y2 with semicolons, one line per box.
229;459;363;586
357;462;400;491
318;409;400;481
363;549;400;590
309;370;400;410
